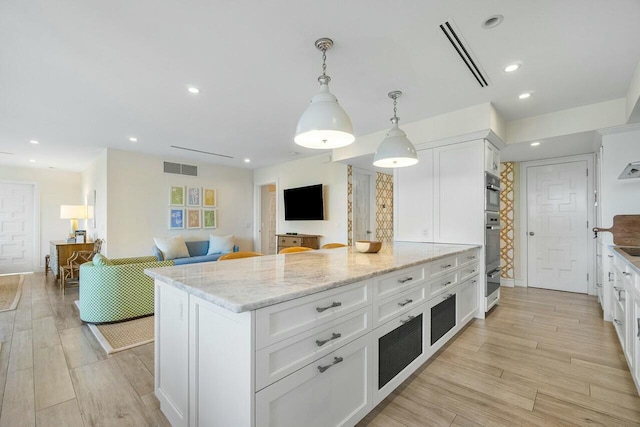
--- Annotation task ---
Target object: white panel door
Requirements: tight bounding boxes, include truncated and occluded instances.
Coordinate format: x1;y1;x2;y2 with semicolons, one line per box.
526;161;588;293
0;182;35;274
353;171;374;241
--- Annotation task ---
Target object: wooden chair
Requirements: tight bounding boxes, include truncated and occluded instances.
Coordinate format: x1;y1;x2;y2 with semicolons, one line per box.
321;243;347;249
218;251;263;260
60;239;103;295
278;246;314;254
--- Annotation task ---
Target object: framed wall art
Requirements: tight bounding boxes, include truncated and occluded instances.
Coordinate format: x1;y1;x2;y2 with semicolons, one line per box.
187;209;201;229
169;208;185;229
170;186;186;206
187;186;202;207
203;209;217;229
203;188;216;207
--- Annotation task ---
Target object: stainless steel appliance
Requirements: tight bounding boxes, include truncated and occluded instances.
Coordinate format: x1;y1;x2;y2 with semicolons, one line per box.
485;211;501;310
485;173;501;212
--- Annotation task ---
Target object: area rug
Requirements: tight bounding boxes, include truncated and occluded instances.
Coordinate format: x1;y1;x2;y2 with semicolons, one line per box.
0;274;23;312
87;314;154;355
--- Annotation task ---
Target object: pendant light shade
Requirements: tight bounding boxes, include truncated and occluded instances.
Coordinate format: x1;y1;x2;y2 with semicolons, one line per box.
373;91;418;168
295;38;355;149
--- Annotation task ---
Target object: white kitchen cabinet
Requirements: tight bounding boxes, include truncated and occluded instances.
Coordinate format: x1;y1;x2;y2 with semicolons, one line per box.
484;141;500;177
394;149;433;241
155;282;190;427
457;276;479;325
255;334;372;427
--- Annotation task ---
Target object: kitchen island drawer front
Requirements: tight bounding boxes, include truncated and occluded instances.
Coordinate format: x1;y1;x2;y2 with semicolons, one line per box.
256;306;371;390
430;255;458;278
256;280;372;349
458;249;480;267
256;334;372;427
374;265;426;300
459;262;480;282
428;272;459;298
374;284;426;327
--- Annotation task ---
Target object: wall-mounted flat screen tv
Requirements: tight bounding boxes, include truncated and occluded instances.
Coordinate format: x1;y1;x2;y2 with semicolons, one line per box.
284;184;324;221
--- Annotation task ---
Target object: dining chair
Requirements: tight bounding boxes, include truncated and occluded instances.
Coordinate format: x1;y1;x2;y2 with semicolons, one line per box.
218;251;263;260
321;243;347;249
59;238;104;295
278;246;314;254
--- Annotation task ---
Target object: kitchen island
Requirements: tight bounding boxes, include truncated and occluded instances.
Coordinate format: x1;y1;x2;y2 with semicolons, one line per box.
146;242;482;427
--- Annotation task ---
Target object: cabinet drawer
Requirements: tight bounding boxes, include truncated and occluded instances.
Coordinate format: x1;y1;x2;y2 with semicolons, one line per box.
279;237;300;246
430;255;458;277
374;285;426;327
256;334;371;427
256;280;372;349
459;262;480;282
458;250;480;267
374;265;425;301
256;306;371;390
428;272;458;298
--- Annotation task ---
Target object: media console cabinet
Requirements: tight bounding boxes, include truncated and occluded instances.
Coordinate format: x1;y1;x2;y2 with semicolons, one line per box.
146;242;483;427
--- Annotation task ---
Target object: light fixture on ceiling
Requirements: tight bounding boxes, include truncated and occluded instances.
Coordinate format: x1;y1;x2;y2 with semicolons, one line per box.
530;141;540;146
129;137;138;142
504;63;520;73
373;91;418;168
29;139;39;144
187;87;200;94
244;158;251;163
294;38;354;150
519;92;532;99
29;159;36;163
482;14;503;29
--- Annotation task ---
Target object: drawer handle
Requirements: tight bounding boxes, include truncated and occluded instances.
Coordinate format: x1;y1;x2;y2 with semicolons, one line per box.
398;277;414;284
441;281;452;287
398;299;413;307
441;264;452;269
623;272;631;277
614;319;623;326
317;356;344;373
637;318;640;338
608;255;614;258
400;315;415;324
467;255;476;260
597;283;602;288
316;302;342;313
316;332;341;347
614;286;624;292
443;293;454;300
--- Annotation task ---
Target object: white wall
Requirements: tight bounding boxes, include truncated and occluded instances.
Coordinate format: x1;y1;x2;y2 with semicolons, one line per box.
0;166;82;271
97;149;254;258
81;149;108;248
599;128;640;246
253;154;348;247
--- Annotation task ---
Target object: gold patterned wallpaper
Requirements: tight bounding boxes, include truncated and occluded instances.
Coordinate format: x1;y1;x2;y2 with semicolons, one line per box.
347;165;353;246
500;162;515;279
376;172;394;244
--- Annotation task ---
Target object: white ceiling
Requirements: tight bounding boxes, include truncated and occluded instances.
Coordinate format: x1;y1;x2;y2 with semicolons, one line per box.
1;0;640;172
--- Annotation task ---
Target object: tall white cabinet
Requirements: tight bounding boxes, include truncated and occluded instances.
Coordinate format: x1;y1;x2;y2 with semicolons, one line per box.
394;132;504;315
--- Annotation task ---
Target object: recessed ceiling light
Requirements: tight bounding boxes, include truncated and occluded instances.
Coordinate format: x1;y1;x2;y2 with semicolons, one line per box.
482;14;504;29
29;140;39;144
29;159;36;163
530;142;541;146
129;137;138;142
187;87;200;94
244;158;251;163
519;92;532;99
504;64;520;73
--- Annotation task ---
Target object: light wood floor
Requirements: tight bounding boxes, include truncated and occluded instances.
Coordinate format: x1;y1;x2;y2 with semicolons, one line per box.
2;275;639;426
359;286;640;426
0;273;170;427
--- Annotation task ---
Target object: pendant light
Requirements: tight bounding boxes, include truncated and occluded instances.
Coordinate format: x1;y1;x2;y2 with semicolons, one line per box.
294;38;355;149
373;91;418;168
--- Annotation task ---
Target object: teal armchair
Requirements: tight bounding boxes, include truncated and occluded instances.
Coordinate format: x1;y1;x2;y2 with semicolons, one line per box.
79;256;174;323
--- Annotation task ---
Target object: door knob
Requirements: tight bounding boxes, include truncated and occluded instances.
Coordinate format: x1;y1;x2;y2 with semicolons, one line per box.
529;232;535;236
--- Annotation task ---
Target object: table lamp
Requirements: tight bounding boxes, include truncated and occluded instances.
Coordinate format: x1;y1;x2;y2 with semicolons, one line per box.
60;205;86;236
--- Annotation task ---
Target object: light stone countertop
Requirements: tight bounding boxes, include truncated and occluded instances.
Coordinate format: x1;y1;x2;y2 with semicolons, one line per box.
145;242;481;313
611;246;640;274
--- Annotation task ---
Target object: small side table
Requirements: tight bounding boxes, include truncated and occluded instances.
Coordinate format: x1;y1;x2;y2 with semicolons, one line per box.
49;240;93;280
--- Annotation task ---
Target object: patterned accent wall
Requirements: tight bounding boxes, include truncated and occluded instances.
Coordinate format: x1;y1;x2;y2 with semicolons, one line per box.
375;172;394;244
347;165;353;246
500;162;515;279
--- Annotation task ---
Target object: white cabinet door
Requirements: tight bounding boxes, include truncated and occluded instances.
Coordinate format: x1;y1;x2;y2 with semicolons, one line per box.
433;140;484;244
457;276;479;325
394;149;433;242
256;335;371;427
633;297;640;394
155;281;189;427
485;141;500;176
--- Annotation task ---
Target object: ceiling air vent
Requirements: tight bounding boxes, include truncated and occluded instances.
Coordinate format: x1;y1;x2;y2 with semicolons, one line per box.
163;161;199;177
440;21;489;88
